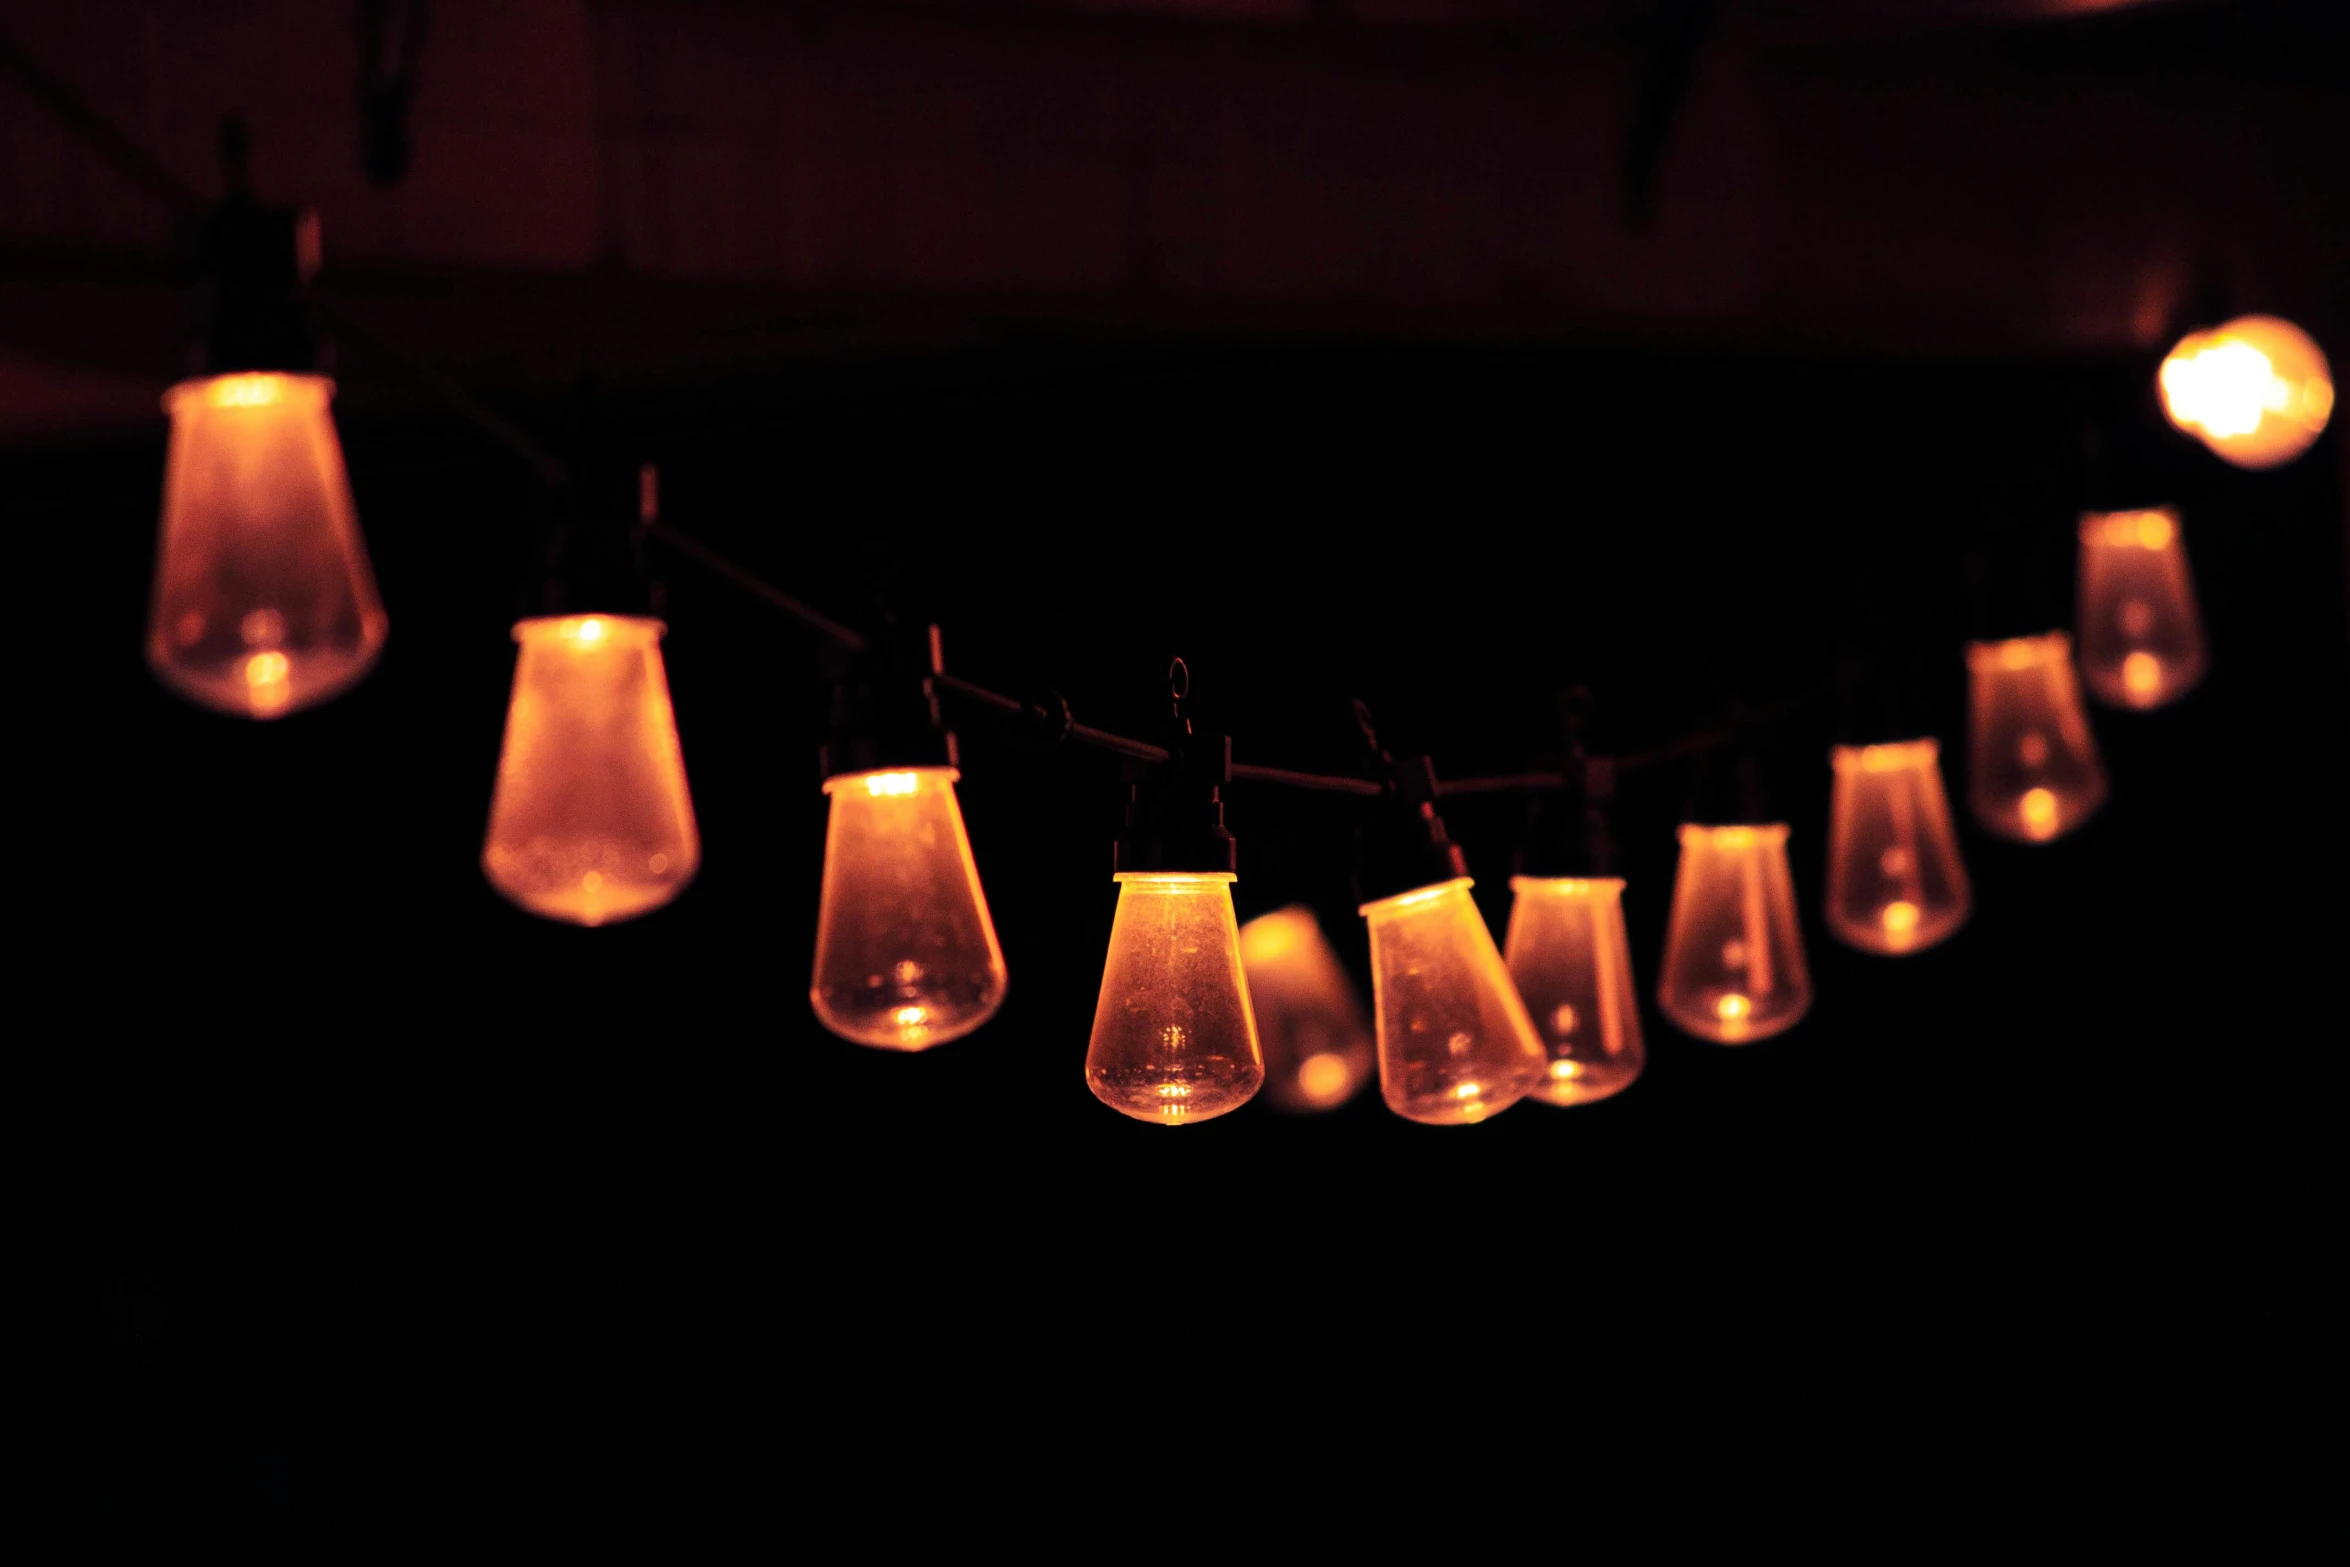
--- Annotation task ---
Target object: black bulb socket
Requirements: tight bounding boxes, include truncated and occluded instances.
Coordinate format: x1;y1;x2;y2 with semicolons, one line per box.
822;622;958;781
1115;734;1237;876
1354;755;1471;905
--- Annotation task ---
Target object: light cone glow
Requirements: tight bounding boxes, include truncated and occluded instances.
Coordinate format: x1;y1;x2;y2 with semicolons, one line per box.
1657;825;1812;1044
1503;876;1645;1107
1238;905;1375;1112
1086;873;1263;1125
1966;631;2107;843
1360;878;1546;1125
1824;741;1971;955
2076;508;2207;711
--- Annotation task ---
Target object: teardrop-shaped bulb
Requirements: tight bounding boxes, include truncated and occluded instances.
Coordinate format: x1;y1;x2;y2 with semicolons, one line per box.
1825;740;1971;955
1966;631;2107;843
1657;825;1812;1044
1503;876;1646;1106
811;767;1007;1050
2159;314;2332;470
1086;873;1264;1125
2076;508;2207;710
481;615;700;926
1237;905;1375;1112
1360;878;1546;1125
147;373;388;717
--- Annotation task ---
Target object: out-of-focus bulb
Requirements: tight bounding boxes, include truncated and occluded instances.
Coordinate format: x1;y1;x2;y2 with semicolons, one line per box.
1237;905;1375;1112
1657;825;1812;1044
147;373;387;717
2076;508;2206;710
1966;631;2107;843
1503;877;1645;1107
1086;873;1263;1125
1359;878;1546;1125
1825;740;1971;955
2159;315;2332;469
811;766;1006;1050
481;615;699;926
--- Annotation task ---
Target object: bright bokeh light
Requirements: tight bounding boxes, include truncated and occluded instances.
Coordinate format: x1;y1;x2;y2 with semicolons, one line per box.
147;373;388;718
2159;315;2332;469
1657;825;1812;1044
1502;877;1646;1107
481;615;700;926
1087;873;1264;1124
1236;905;1376;1113
1359;878;1546;1125
811;766;1006;1049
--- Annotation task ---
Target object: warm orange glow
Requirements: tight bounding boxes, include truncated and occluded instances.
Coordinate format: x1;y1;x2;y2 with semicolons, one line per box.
2159;315;2332;469
1237;905;1375;1113
810;765;1007;1049
1657;825;1812;1044
2076;508;2207;710
481;615;700;926
1966;632;2108;843
147;373;387;718
1502;877;1645;1107
1359;878;1546;1125
1825;740;1972;956
1086;873;1264;1125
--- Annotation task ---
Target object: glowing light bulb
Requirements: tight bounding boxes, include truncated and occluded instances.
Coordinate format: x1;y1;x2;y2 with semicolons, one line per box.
1966;632;2107;843
481;615;699;926
1502;877;1645;1107
1086;873;1264;1125
1237;905;1375;1112
1657;825;1812;1044
146;373;387;717
2159;315;2332;469
811;766;1007;1050
1824;740;1972;955
1359;878;1546;1125
2075;508;2207;711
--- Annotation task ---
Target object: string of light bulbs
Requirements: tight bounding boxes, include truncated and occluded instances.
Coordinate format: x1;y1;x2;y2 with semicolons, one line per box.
23;74;2335;1126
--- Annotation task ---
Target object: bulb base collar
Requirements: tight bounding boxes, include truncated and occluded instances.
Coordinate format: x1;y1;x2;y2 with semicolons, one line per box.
1114;734;1237;875
1354;755;1471;905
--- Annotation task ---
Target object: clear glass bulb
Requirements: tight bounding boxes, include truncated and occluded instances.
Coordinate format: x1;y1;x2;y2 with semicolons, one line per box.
1825;740;1972;955
1657;825;1812;1044
1503;877;1646;1107
1086;873;1264;1125
1966;631;2108;843
481;615;700;926
147;373;388;718
2076;508;2207;710
1359;878;1546;1126
2159;314;2333;470
1237;905;1376;1113
811;767;1007;1050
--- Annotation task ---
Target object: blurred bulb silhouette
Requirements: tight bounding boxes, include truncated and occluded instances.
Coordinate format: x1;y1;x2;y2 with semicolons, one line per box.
1503;877;1645;1106
2159;315;2332;469
1237;906;1375;1112
1825;741;1971;955
482;615;699;925
811;767;1006;1049
147;373;387;717
2076;508;2206;710
1966;632;2107;843
1360;878;1546;1125
1086;873;1263;1125
1657;825;1812;1044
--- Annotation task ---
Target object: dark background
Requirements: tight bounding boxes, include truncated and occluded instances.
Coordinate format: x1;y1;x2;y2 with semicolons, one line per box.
8;0;2346;1532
